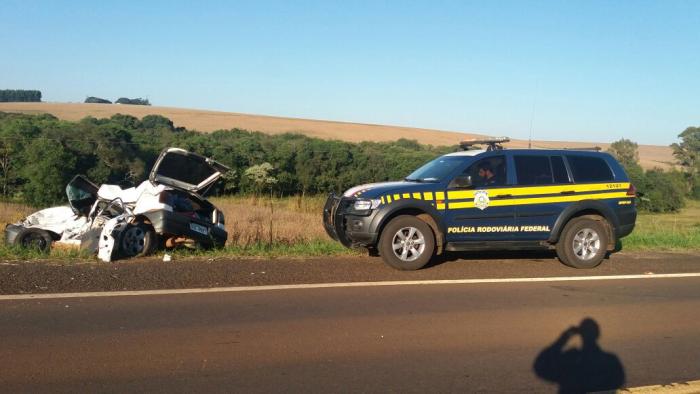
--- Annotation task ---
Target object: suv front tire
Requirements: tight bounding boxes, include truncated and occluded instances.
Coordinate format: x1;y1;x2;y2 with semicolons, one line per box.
379;215;435;270
556;217;609;269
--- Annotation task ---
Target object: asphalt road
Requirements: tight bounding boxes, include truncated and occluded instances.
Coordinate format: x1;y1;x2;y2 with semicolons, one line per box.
1;251;699;294
2;258;700;392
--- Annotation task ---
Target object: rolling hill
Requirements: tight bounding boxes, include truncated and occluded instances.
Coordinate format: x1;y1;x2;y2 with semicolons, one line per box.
0;102;674;169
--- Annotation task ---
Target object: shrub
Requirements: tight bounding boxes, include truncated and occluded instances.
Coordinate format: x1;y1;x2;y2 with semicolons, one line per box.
636;169;686;212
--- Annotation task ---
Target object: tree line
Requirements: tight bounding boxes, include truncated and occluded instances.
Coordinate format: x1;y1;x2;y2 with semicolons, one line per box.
0;90;41;102
607;132;700;212
0;111;697;212
0;112;451;207
85;97;151;105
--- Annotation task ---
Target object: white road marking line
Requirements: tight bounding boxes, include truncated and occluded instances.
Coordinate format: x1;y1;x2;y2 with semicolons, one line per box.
2;272;700;301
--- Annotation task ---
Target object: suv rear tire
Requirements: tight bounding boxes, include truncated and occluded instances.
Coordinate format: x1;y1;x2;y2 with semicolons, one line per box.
378;215;435;270
556;218;608;269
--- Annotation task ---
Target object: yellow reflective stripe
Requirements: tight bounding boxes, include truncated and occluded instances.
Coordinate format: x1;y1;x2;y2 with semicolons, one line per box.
412;192;422;199
423;192;434;200
380;196;385;204
393;194;401;200
447;192;630;209
436;203;446;210
386;195;392;203
447;182;630;200
402;193;410;199
435;191;445;200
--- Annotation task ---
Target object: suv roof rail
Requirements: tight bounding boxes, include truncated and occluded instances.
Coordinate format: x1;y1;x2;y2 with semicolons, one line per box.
460;137;510;151
563;146;603;152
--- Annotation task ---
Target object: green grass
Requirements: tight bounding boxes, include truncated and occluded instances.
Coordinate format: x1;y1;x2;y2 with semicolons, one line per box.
0;238;358;262
2;200;698;262
0;244;93;261
168;239;360;259
621;200;700;251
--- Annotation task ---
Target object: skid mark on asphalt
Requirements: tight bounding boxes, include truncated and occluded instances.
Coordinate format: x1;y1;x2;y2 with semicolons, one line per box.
2;272;700;301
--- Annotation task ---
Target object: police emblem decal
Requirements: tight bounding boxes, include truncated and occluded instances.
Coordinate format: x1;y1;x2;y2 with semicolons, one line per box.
474;190;490;210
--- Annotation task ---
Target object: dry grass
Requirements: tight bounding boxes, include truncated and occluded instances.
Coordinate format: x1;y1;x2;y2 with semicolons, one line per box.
633;199;700;234
2;196;699;253
0;196;329;248
0;102;674;169
0;201;34;225
210;195;329;246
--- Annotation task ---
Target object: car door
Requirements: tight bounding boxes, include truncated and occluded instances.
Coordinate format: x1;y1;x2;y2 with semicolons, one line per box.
513;154;572;240
444;154;518;242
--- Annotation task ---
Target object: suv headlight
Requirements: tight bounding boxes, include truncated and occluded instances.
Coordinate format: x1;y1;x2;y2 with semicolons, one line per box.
353;199;382;211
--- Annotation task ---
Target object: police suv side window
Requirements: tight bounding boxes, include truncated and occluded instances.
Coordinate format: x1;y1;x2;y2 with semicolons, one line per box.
514;155;555;185
449;156;506;188
566;155;614;183
551;156;571;183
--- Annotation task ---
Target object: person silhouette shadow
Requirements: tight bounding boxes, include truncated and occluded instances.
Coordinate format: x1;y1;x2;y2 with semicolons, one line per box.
534;318;625;393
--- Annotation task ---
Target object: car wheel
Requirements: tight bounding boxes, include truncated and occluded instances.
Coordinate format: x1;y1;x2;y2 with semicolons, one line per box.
119;222;157;257
15;228;53;252
378;215;435;270
556;218;608;269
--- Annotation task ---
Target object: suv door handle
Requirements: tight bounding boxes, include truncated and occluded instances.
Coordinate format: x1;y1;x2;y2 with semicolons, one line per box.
560;190;575;195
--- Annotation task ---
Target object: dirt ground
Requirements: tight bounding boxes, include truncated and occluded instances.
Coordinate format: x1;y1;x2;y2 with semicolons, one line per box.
0;102;674;169
1;251;698;295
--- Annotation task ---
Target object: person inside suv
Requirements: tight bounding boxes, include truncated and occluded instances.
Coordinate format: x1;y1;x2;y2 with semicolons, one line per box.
477;163;497;186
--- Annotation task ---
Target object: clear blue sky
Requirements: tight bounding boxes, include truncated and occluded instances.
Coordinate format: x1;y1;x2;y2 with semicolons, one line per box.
2;1;698;145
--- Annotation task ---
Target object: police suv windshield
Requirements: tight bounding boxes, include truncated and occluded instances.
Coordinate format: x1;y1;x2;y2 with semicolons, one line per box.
405;156;466;182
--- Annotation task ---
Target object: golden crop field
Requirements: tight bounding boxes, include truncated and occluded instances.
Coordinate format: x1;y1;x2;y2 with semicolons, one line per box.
0;102;674;170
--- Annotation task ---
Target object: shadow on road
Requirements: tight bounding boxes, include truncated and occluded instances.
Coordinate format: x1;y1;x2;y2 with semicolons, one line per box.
533;318;625;393
425;250;558;268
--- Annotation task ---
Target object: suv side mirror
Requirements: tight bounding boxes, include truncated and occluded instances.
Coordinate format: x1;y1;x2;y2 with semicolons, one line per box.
449;175;472;189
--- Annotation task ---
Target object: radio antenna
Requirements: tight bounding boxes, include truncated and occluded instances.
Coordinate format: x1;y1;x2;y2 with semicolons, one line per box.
528;79;538;149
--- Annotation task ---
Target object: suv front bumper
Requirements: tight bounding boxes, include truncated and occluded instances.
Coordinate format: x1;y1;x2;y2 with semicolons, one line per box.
323;193;379;248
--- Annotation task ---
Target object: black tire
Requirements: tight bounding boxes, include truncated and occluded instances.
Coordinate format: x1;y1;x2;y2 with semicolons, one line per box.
556;218;608;269
14;228;53;252
119;222;157;258
378;215;435;270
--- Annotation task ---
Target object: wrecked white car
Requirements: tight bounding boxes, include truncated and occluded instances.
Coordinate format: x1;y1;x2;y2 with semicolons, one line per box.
4;148;229;262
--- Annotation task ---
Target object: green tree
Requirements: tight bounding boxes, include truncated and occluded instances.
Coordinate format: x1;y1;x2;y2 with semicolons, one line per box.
671;126;700;197
221;169;239;194
20;140;77;206
608;138;640;169
244;163;278;195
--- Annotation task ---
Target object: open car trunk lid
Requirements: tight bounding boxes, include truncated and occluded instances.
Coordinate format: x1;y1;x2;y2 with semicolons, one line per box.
149;148;230;194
